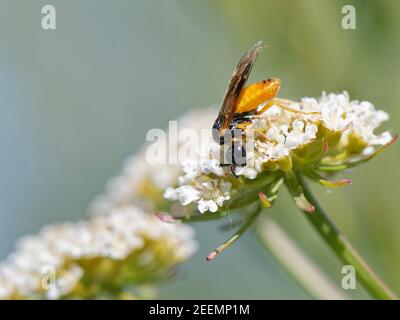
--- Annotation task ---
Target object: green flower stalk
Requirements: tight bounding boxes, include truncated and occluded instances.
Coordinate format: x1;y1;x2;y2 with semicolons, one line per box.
294;174;396;300
258;217;349;300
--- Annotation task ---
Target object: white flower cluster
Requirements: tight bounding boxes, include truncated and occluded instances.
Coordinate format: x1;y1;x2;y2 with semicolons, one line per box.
164;92;392;213
0;206;197;299
165;178;231;213
300;91;391;145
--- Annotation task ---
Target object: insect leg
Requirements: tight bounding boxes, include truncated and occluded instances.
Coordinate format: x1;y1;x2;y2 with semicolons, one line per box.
235;120;252;130
230;165;239;178
257;99;320;115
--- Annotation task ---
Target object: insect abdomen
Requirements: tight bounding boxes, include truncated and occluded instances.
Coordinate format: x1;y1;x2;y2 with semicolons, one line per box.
236;78;281;114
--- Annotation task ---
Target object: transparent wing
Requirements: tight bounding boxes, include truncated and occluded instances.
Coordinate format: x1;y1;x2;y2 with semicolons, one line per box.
216;41;264;130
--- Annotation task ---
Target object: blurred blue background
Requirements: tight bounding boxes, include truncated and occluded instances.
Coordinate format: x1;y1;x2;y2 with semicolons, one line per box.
0;0;399;299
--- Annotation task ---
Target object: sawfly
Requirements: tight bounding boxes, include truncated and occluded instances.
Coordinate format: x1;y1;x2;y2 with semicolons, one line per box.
212;41;316;176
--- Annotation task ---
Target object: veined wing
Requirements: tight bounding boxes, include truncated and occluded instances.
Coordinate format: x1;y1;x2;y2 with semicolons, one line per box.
216;41;264;130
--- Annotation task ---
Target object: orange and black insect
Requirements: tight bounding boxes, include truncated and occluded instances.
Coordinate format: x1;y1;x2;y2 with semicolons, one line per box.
212;41;312;176
212;41;279;174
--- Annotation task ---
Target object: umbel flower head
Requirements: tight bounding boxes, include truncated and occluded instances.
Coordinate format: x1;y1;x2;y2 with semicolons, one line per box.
0;206;197;299
164;91;395;215
158;89;396;261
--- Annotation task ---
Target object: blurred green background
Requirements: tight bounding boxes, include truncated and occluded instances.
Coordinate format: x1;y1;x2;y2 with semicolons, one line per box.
0;0;399;299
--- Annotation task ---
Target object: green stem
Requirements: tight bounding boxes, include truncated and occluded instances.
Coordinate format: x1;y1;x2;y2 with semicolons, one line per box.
206;203;263;261
178;211;229;223
258;217;348;300
296;174;397;300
